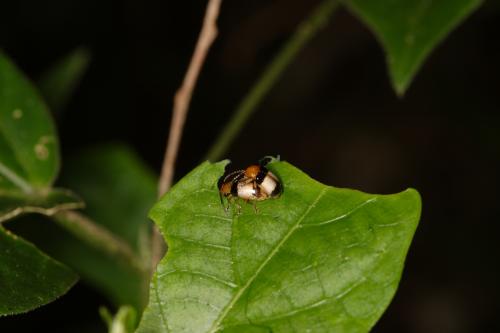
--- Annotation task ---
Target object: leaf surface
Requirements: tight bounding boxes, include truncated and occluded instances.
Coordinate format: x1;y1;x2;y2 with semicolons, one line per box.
0;51;59;192
0;226;77;316
137;161;421;332
50;144;157;309
343;0;483;95
0;51;79;316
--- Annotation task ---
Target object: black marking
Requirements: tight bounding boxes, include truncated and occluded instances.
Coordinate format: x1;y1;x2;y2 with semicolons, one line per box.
230;179;239;196
271;180;282;197
259;156;273;167
218;162;233;188
217;175;225;189
255;167;268;184
218;170;244;190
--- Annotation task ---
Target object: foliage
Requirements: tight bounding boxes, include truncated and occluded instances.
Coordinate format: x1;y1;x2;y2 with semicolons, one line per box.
0;226;77;316
137;161;420;332
343;0;483;95
0;0;484;330
0;52;80;315
0;52;155;314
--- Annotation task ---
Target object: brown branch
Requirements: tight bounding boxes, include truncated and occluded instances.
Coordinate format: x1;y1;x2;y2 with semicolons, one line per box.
153;0;223;269
158;0;222;197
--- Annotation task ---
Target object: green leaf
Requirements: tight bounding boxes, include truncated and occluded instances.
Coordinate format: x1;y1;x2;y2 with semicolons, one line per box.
343;0;483;95
61;144;157;251
0;188;83;224
0;52;78;316
49;144;157;309
38;47;91;115
137;161;421;332
0;51;60;192
0;226;77;316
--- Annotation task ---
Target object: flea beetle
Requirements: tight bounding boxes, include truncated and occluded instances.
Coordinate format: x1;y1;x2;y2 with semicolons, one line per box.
218;157;282;212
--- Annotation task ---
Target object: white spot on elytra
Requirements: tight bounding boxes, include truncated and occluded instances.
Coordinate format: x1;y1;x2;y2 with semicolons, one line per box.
34;136;53;160
12;109;23;119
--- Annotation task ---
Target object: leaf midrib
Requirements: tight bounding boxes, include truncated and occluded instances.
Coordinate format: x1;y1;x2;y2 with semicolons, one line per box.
207;187;327;333
0;161;33;193
0;200;84;224
0;128;34;193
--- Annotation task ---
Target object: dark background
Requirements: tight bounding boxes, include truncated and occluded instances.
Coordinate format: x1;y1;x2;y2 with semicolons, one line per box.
1;0;500;332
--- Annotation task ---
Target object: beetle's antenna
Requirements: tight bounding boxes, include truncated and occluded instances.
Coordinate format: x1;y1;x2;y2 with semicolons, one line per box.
259;155;281;166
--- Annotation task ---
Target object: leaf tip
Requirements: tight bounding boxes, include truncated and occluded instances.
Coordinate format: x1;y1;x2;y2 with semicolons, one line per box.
401;187;423;222
393;78;410;98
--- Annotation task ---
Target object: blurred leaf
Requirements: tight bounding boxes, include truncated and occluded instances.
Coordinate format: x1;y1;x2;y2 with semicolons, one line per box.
61;144;157;251
0;188;83;223
100;306;137;333
0;226;77;316
0;52;81;223
100;306;114;327
0;51;59;192
0;52;78;316
137;161;421;332
51;144;157;309
343;0;483;95
38;47;90;115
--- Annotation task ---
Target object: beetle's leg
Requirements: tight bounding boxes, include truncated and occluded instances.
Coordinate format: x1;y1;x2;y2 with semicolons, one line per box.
222;195;234;214
252;201;259;214
236;201;242;215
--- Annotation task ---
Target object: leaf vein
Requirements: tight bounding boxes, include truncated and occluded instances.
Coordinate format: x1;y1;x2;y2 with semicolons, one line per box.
300;197;378;228
253;277;366;325
0;161;33;193
153;276;170;333
194;213;232;222
169;296;223;312
158;269;237;288
208;187;327;332
170;234;230;251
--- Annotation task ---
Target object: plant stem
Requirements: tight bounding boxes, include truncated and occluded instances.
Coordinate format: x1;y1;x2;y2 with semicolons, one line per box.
0;201;84;224
205;0;339;161
154;0;223;269
52;210;145;272
158;0;223;197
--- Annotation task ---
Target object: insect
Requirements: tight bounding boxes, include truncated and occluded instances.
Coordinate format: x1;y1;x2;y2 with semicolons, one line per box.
218;157;282;212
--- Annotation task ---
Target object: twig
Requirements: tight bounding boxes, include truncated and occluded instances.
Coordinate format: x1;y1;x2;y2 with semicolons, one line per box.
153;0;223;268
205;0;339;161
158;0;222;197
0;201;84;224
